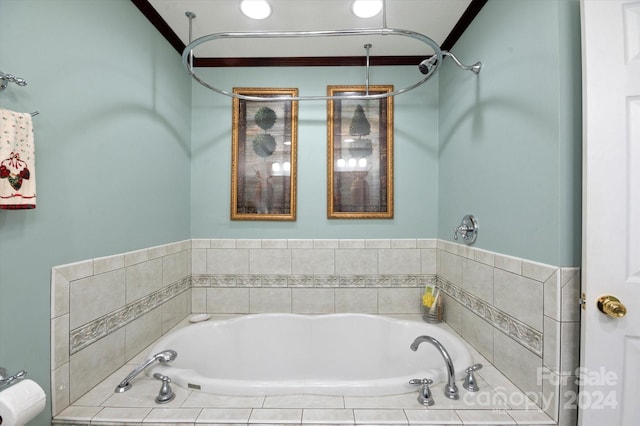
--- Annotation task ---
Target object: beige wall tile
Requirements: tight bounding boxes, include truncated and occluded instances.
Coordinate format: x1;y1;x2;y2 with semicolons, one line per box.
51;269;70;318
378;288;421;314
51;314;70;370
473;248;495;266
191;287;206;313
207;248;249;274
391;239;417;248
559;322;580;375
543;270;561;321
442;294;463;334
543;316;561;373
93;254;125;275
462;258;494;303
236;239;261;248
250;288;292;313
493;329;543;399
161;291;190;333
163;250;190;286
69;328;125;402
207;288;250;313
561;267;581;322
261;239;288;248
438;250;462;285
287;239;313;249
209;239;236;248
70;269;125;329
148;243;168;259
191;239;211;249
416;238;437;249
51;363;70;416
522;260;557;282
313;239;339;248
291;248;335;275
494;269;543;331
365;239;391;248
124;248;149;267
420;248;437;275
378;248;421;275
335;249;378;275
494;254;522;274
56;259;93;281
249;248;292;274
292;288;335;313
192;248;207;274
335;288;378;313
125;308;162;361
461;309;494;363
339;239;365;249
125;258;162;304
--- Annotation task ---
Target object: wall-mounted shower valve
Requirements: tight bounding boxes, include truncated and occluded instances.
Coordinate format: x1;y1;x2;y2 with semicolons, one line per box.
454;214;478;245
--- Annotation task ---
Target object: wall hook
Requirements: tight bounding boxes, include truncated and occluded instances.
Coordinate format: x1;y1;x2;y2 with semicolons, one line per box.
453;214;478;244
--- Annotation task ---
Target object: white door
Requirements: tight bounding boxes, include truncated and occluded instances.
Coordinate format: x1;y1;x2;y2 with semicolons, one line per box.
581;1;640;425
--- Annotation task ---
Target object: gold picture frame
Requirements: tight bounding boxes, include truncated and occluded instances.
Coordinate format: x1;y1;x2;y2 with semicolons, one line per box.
231;88;298;220
327;85;394;218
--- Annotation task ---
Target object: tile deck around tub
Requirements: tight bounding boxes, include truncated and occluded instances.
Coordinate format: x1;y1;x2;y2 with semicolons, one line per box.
53;318;555;426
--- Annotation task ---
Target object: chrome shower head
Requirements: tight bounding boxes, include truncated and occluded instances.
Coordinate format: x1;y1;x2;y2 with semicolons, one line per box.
418;57;438;75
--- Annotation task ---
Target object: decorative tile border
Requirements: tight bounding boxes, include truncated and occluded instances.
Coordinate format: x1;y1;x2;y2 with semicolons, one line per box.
438;278;543;356
69;277;191;354
69;274;435;354
194;274;436;288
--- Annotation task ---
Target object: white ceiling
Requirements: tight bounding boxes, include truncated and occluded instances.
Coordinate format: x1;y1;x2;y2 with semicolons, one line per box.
146;0;474;58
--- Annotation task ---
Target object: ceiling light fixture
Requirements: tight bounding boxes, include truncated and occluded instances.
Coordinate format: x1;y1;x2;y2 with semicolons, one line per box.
240;0;271;20
351;0;383;18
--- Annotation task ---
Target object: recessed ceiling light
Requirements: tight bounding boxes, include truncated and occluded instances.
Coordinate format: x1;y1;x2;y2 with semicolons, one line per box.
240;0;271;20
351;0;383;19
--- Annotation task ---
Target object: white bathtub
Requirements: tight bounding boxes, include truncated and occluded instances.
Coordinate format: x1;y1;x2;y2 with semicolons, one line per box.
148;313;473;396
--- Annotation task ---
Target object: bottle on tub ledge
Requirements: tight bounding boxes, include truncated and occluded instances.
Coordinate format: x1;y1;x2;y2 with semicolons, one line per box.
421;284;443;323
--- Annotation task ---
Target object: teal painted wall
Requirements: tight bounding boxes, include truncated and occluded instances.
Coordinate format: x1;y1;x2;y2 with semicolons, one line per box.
0;1;191;424
190;66;440;237
438;0;581;266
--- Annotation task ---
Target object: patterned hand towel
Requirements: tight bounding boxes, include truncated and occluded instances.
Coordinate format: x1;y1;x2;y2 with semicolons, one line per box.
0;108;36;209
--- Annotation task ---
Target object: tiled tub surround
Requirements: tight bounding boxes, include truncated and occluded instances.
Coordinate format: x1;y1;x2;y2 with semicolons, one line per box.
437;241;580;426
51;240;193;415
54;317;555;426
50;239;580;425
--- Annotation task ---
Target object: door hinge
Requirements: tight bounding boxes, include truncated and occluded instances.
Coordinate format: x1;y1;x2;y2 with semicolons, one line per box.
580;292;586;310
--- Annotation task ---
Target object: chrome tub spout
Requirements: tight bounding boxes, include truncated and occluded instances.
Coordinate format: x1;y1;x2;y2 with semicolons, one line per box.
410;336;458;399
114;350;177;393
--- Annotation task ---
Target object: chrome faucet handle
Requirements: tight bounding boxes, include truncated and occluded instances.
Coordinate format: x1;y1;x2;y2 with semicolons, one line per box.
409;378;435;406
153;373;175;404
463;363;483;392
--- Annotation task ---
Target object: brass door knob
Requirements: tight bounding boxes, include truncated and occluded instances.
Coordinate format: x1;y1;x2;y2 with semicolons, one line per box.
597;295;627;318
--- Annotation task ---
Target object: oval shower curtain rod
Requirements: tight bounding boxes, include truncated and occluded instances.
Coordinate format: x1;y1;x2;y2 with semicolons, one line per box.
182;17;482;102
